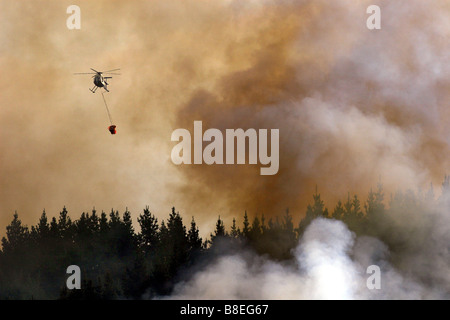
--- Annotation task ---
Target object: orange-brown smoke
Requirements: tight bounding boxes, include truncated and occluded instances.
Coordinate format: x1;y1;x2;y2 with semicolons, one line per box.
0;0;449;235
171;0;450;226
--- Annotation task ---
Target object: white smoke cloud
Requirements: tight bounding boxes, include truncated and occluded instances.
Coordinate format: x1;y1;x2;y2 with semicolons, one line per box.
1;0;449;300
166;217;448;299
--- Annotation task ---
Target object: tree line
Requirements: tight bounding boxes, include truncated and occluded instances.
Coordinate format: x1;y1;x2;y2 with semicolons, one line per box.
1;178;448;299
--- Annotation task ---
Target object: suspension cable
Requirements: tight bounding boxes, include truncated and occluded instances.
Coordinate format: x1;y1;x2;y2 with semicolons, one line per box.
101;92;113;125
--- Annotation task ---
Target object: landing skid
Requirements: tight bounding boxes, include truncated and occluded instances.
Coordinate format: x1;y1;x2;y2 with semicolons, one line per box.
89;86;109;93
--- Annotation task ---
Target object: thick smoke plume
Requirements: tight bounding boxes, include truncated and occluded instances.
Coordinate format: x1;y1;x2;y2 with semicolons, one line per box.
174;0;450;223
168;212;450;299
1;0;449;236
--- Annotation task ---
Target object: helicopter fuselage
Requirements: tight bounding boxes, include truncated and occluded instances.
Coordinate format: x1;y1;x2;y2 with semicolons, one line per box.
93;74;106;88
74;68;118;93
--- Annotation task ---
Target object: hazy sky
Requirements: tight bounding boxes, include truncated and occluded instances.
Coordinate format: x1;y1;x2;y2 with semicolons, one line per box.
1;0;449;236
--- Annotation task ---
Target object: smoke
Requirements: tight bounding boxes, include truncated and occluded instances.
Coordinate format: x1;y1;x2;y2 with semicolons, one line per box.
172;0;450;224
167;216;449;299
1;0;449;237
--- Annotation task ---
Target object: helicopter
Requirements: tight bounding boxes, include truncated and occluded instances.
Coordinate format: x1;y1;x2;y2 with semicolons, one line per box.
74;68;120;135
73;68;121;93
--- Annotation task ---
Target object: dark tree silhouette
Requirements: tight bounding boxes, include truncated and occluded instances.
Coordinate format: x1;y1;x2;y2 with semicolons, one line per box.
210;215;227;246
0;177;447;299
187;216;202;252
297;189;329;235
138;206;159;252
1;212;29;254
229;218;241;239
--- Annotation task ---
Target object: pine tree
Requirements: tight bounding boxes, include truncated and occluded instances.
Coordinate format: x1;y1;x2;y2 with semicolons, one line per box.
58;206;73;239
156;207;189;285
88;208;100;234
298;190;328;236
343;193;352;218
107;209;135;258
187;216;202;252
332;200;345;220
37;210;50;238
442;174;450;195
99;211;109;233
122;208;134;237
1;212;29;254
281;209;297;257
230;218;241;239
249;216;262;242
138;206;159;252
340;194;364;232
242;211;250;239
210;215;227;245
282;208;294;233
261;214;267;234
365;184;385;221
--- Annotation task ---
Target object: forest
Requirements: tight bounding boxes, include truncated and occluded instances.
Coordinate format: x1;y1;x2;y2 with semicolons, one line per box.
0;178;448;299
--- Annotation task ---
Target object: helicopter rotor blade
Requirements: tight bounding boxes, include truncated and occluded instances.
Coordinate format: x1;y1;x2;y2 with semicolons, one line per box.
103;73;121;75
90;68;101;73
102;68;120;73
73;72;96;75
